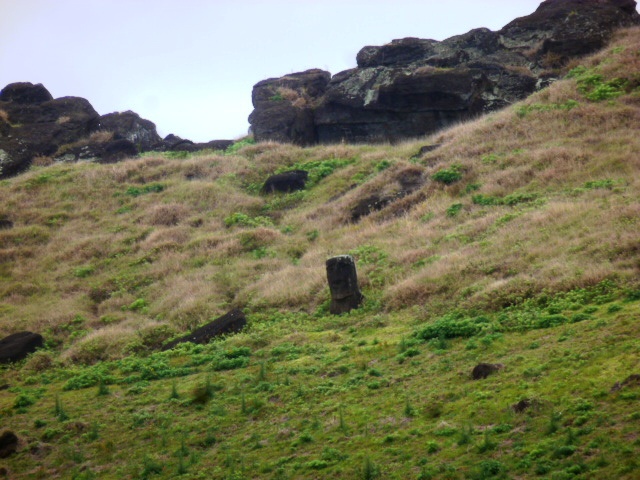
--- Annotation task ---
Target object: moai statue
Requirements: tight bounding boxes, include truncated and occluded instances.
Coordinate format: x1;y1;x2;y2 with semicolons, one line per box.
326;255;364;314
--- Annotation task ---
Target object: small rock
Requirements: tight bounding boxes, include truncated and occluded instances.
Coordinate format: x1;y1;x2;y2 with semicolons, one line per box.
512;398;533;413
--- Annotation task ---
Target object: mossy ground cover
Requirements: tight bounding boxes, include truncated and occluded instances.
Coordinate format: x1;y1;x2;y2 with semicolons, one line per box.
1;27;639;479
1;288;639;479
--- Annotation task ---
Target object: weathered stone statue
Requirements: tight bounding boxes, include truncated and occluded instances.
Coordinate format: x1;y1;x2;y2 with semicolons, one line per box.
162;308;246;351
326;255;364;314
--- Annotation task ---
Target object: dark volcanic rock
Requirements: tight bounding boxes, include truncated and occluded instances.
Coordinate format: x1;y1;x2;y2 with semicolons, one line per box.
511;398;541;413
349;165;425;222
160;134;197;152
472;363;504;380
351;193;394;222
162;309;247;351
98;111;162;152
411;144;441;160
0;82;53;104
249;0;640;145
157;134;234;153
262;170;308;194
356;38;440;68
199;139;234;151
0;84;101;177
0;431;18;458
0;215;12;230
610;373;640;392
0;331;44;363
0;81;234;176
314;66;512;144
326;255;364;314
248;69;331;145
500;0;640;64
55;138;138;163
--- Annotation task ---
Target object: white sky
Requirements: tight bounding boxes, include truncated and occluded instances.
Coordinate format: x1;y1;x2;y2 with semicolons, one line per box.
1;0;547;142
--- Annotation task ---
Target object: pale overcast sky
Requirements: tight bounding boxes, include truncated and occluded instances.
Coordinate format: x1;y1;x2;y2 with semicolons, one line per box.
1;1;546;142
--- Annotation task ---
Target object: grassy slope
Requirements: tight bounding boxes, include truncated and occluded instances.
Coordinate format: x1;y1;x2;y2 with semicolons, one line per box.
0;28;639;479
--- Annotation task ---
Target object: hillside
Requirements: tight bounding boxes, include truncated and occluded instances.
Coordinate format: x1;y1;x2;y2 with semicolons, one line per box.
0;27;639;479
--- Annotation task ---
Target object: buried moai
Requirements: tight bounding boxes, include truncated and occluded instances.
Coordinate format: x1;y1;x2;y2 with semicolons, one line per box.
326;255;364;314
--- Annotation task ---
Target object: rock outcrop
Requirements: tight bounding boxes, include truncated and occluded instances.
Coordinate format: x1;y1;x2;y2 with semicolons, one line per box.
249;0;640;145
0;83;100;176
248;69;331;145
0;82;233;178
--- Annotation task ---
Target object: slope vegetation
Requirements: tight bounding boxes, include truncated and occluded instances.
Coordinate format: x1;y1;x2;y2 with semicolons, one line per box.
0;28;639;479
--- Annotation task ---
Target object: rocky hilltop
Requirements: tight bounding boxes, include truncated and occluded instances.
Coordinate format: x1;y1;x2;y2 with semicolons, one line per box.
0;83;232;178
249;0;640;145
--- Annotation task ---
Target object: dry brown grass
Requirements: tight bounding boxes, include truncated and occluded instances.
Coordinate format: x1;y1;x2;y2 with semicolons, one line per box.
31;155;54;167
145;203;190;226
0;31;639;362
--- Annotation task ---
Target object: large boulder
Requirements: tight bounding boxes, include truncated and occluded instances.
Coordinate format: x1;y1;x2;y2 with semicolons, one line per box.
98;110;162;152
0;82;53;104
0;83;100;177
248;0;640;145
162;308;247;351
248;69;331;146
0;331;44;363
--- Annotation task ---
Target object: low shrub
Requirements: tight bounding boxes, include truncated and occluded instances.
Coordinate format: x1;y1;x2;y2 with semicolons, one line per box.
432;165;462;184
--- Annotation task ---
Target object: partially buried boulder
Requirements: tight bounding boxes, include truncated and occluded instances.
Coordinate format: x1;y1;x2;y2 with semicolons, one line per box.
511;398;536;413
0;431;18;458
0;214;13;230
262;170;308;194
472;363;504;380
157;134;234;153
610;373;640;392
0;331;44;363
98;111;162;152
162;309;247;351
55;137;138;163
